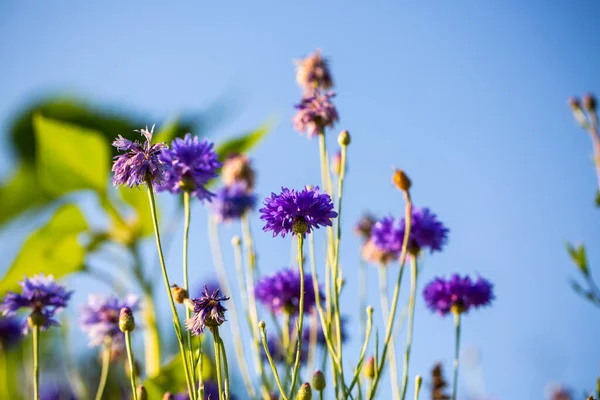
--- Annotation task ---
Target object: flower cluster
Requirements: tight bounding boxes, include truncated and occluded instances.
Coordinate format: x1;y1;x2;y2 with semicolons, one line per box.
80;294;139;348
423;274;494;316
259;186;337;237
371;207;449;257
293;91;339;138
185;285;230;335
254;269;323;315
295;49;333;92
0;274;72;333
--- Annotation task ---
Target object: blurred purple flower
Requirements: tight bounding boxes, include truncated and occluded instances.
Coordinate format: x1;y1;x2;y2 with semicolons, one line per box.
293;90;339;138
259;186;337;238
185;285;229;335
255;268;323;315
0;274;72;333
295;49;334;92
158;133;221;201
0;316;22;349
80;294;139;348
112;125;167;188
423;274;494;316
211;183;256;222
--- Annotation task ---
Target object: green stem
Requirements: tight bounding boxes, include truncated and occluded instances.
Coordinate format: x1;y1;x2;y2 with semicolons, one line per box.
260;323;289;400
400;256;418;400
318;133;335;321
452;312;462;400
125;332;138;400
33;325;40;400
94;340;112;400
345;307;373;395
183;191;195;380
218;335;230;400
288;234;306;398
377;267;400;400
212;329;224;400
146;182;195;398
197;335;205;400
359;260;367;341
368;193;412;400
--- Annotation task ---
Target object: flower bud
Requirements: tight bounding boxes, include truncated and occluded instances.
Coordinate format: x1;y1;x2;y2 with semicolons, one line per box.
364;356;375;379
338;130;351;146
162;393;175;400
296;382;312;400
568;96;581;110
392;169;411;192
28;310;46;328
171;284;188;304
415;375;423;391
330;151;342;176
119;307;135;332
583;93;597;113
137;385;148;400
222;153;256;190
231;236;241;246
259;320;266;330
312;370;326;391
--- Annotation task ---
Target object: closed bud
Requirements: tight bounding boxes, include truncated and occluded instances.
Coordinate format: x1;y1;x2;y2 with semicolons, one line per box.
338;130;351;146
28;310;46;328
364;356;375;379
296;382;313;400
330;151;342;176
583;93;597;113
171;284;188;304
162;393;175;400
231;236;241;246
415;375;423;390
312;370;326;391
137;385;148;400
393;169;411;192
568;96;581;110
222;153;256;190
119;307;135;332
259;320;266;330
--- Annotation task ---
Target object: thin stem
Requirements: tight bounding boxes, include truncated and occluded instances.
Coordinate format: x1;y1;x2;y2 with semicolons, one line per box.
414;376;422;400
94;340;112;400
345;308;373;395
197;335;205;400
260;323;289;400
125;332;138;400
452;312;462;400
33;325;40;400
145;182;195;398
359;260;367;340
378;267;400;400
368;193;412;400
400;256;418;400
213;329;224;400
218;335;230;400
288;234;306;398
183;191;195;381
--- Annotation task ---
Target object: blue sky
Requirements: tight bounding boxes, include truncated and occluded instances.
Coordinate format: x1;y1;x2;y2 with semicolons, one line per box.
1;2;600;399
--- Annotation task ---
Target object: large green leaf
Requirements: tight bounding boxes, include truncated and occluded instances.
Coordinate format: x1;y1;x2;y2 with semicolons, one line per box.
0;204;88;295
34;115;109;196
0;163;56;226
215;122;272;161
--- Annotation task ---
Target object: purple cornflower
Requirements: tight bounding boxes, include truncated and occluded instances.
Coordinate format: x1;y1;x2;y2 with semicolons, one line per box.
254;268;323;315
112;125;167;188
158;134;221;201
259;186;337;238
211;183;256;222
80;294;139;348
295;49;334;92
185;285;229;335
0;316;22;349
293;90;339;138
423;274;494;316
0;274;72;333
371;207;449;257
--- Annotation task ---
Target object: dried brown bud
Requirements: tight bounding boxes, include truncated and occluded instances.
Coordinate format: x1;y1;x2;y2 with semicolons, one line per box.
392;169;411;192
171;284;188;304
583;93;597;113
222;153;256;190
568;96;581;110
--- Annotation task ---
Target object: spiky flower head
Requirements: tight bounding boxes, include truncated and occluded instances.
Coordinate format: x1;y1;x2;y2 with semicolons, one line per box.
185;285;229;335
259;186;337;238
423;274;494;316
112;125;167;188
254;268;323;315
293;91;339;138
211;183;256;222
0;274;72;333
295;49;333;92
371;207;449;256
222;153;256;190
158;133;221;201
80;294;139;347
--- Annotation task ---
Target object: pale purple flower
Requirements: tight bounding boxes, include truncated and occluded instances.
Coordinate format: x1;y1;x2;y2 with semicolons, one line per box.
293;90;339;138
259;186;337;238
254;268;323;315
185;285;229;335
295;49;334;92
423;274;494;316
80;294;139;347
158;133;221;201
112;125;167;188
211;183;256;222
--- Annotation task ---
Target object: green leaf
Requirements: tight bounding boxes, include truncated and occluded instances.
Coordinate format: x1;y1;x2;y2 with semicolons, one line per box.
0;163;56;226
34;114;110;196
566;242;589;276
119;186;154;237
0;204;88;295
215;122;273;161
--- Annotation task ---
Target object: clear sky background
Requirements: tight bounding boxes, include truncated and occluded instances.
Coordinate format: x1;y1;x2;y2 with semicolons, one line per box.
1;2;600;399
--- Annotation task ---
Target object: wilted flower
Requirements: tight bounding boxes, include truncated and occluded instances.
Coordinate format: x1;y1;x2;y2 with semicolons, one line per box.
80;294;139;347
185;285;229;335
293;91;339;138
295;49;333;92
222;153;256;190
211;183;256;222
259;186;337;238
158;133;221;201
255;269;323;315
423;274;494;316
371;207;448;256
0;274;72;333
112;126;167;188
0;316;22;349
